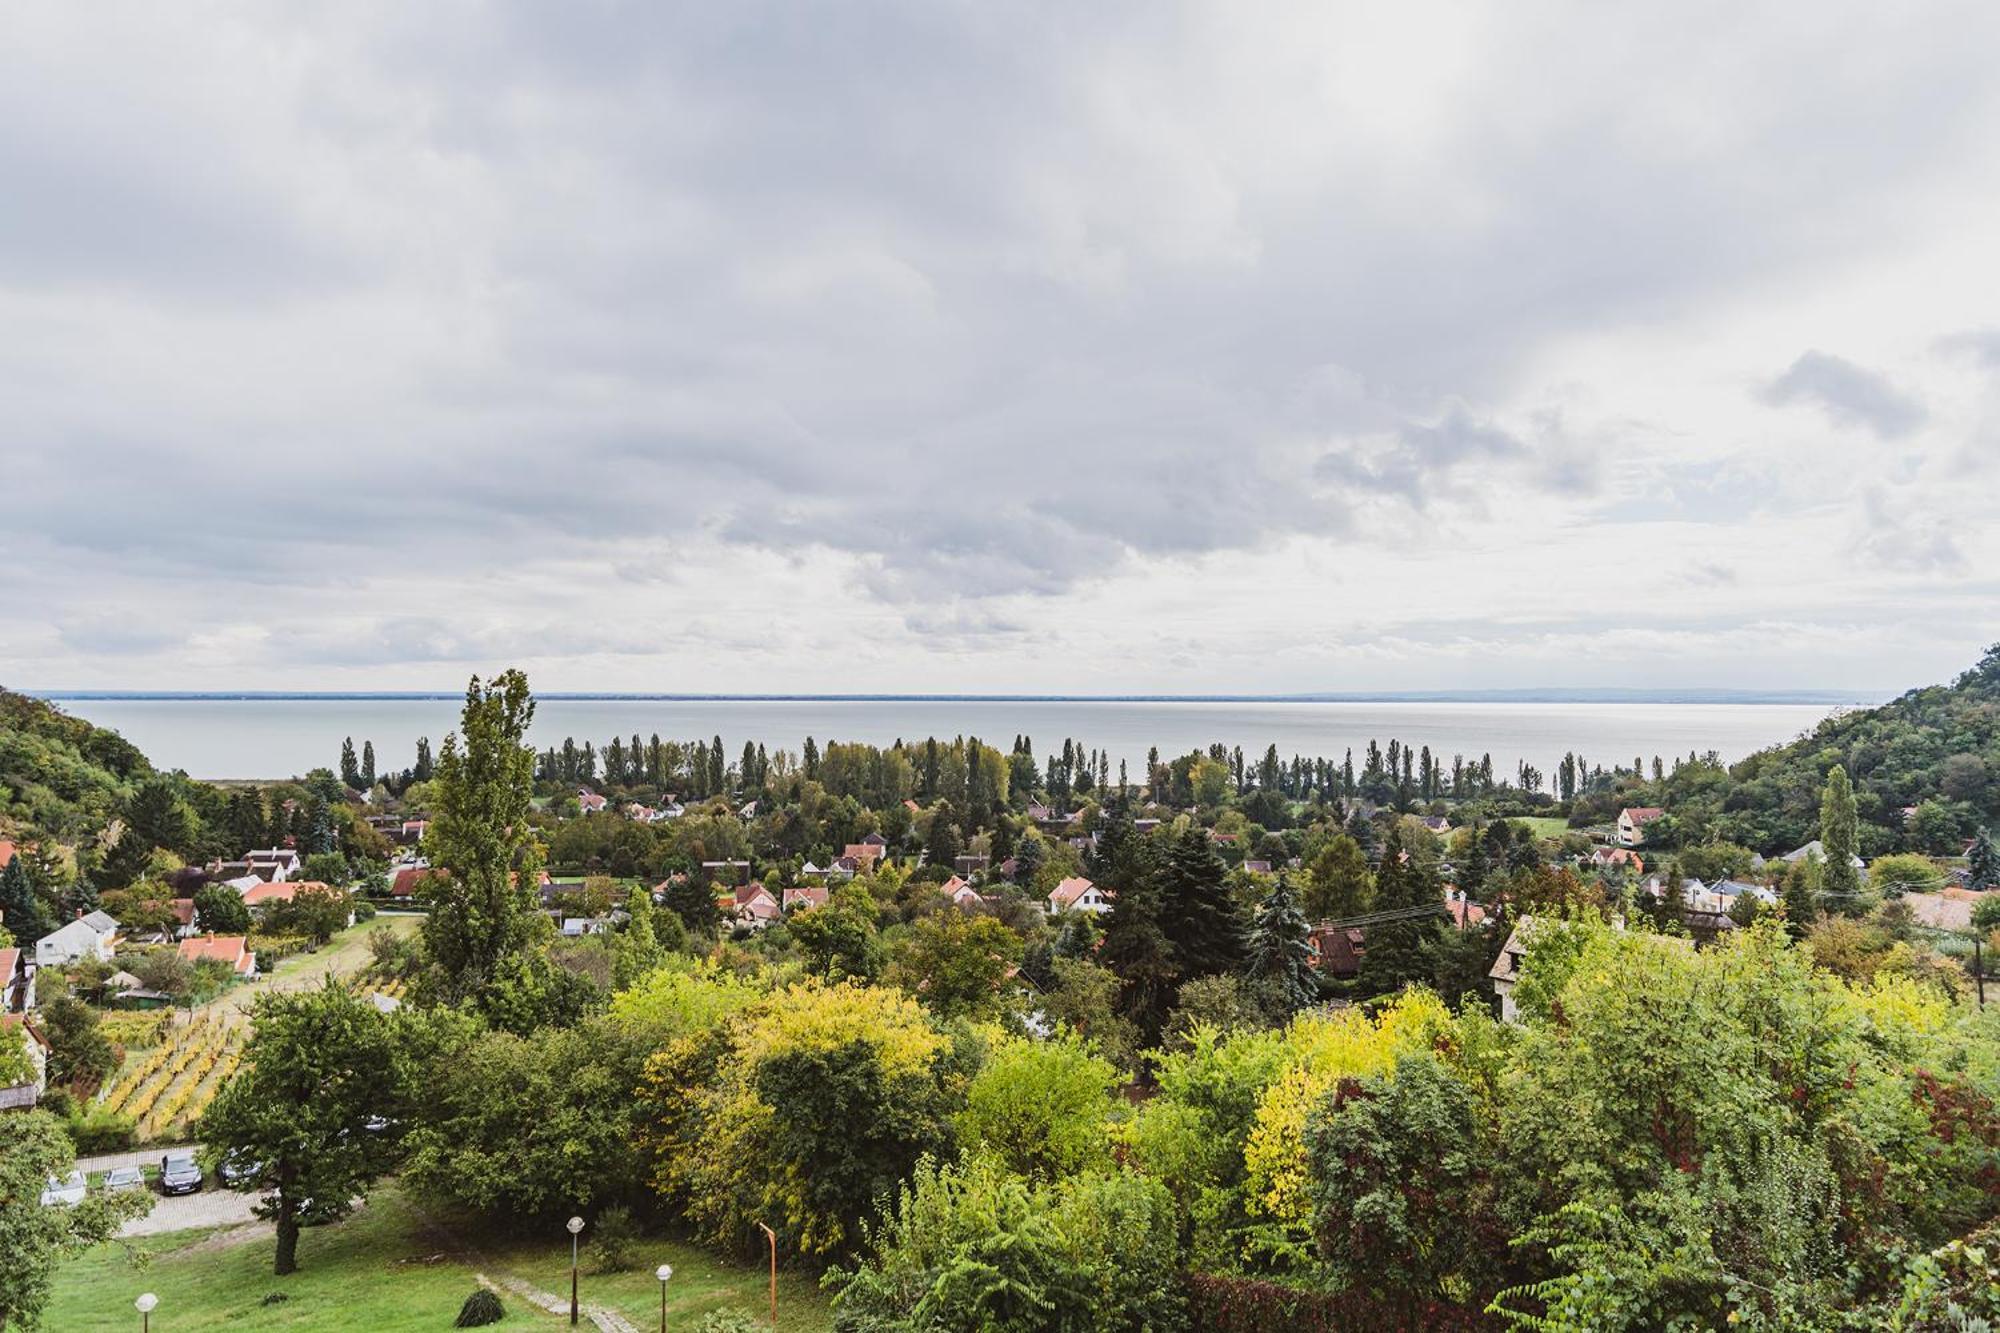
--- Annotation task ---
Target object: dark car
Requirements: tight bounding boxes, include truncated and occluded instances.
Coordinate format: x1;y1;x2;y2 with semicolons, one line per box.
218;1149;262;1188
159;1151;203;1196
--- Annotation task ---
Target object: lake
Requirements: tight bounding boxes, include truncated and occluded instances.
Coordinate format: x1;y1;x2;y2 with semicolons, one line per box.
48;697;1851;784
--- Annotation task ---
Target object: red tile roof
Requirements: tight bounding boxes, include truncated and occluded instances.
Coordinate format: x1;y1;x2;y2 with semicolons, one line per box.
178;934;255;974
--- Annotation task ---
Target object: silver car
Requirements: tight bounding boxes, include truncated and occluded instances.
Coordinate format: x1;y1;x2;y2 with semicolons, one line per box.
102;1165;146;1194
41;1170;86;1206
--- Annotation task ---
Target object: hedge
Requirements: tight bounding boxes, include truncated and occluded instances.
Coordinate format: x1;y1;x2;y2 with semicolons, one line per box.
1185;1273;1497;1333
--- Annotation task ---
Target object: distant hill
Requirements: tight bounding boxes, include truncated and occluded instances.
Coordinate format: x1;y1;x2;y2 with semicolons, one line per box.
0;687;155;839
1672;646;2000;856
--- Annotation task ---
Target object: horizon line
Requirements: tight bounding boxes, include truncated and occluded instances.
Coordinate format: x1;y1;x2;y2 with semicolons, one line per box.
25;687;1882;706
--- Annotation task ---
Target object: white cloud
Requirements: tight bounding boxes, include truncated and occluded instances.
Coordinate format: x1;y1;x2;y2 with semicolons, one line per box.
3;1;1998;695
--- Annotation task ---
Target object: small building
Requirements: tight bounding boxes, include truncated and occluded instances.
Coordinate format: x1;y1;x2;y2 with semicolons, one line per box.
177;934;258;979
782;885;830;913
0;1014;48;1110
1046;876;1112;916
727;883;783;931
952;855;990;876
1780;839;1865;870
0;947;32;1014
1616;808;1666;847
1487;918;1542;1023
34;913;119;969
244;848;301;881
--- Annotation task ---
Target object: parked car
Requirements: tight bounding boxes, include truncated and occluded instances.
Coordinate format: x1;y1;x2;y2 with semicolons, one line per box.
102;1166;145;1194
218;1148;262;1188
40;1170;86;1207
159;1151;203;1196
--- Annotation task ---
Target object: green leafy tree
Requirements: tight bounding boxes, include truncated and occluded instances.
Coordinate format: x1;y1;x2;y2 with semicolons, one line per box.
1307;1053;1488;1308
419;671;545;1003
125;775;203;860
340;737;359;789
791;888;885;983
1779;858;1819;940
662;875;722;938
1097;876;1179;1048
1819;765;1861;905
1304;834;1373;920
40;996;115;1091
957;1033;1119;1180
192;882;252;934
200;982;406;1275
1357;827;1438;996
1246;875;1317;1018
0;1111;151;1329
888;912;1023;1018
265;883;353;945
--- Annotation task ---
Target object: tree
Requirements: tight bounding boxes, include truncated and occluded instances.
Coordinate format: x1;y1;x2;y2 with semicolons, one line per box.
661;875;721;938
1820;765;1861;906
40;995;115;1091
1973;829;2000;893
0;856;47;946
1304;834;1372;920
193;883;252;934
888;912;1023;1019
1357;826;1438;997
1156;825;1246;979
360;740;376;789
201;982;405;1275
790;889;884;984
957;1033;1119;1180
340;737;360;789
1306;1053;1487;1309
125;776;201;860
265;883;353;945
1097;876;1178;1048
0;1111;151;1328
419;671;544;1003
1246;875;1317;1018
1779;858;1819;941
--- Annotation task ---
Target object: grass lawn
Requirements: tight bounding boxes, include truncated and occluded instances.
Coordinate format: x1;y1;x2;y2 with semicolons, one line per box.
1515;816;1572;841
484;1229;830;1332
44;1183;832;1331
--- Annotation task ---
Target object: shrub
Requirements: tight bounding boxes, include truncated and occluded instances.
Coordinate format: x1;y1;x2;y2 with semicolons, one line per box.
695;1312;764;1333
65;1107;136;1153
584;1204;639;1274
453;1288;504;1327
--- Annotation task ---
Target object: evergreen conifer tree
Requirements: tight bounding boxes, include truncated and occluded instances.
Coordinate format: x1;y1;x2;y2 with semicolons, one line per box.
1246;874;1316;1017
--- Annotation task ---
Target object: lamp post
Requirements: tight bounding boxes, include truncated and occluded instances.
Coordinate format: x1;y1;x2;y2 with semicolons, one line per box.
135;1293;158;1333
567;1215;585;1326
655;1263;674;1333
756;1222;777;1329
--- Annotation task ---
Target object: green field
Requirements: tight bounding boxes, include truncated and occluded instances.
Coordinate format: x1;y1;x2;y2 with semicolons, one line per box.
45;1184;831;1331
1514;816;1573;841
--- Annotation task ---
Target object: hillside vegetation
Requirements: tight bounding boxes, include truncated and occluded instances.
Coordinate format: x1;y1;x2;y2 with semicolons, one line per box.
1593;645;2000;857
0;688;153;839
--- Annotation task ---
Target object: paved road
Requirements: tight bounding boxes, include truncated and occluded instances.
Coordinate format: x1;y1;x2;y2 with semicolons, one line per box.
122;1186;262;1237
75;1144;198;1175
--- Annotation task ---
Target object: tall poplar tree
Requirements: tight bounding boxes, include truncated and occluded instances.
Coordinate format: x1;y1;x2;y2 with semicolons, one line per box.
418;670;544;1003
1819;765;1861;906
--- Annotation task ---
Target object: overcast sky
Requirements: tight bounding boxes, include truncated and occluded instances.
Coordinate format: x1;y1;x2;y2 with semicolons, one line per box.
5;2;1998;695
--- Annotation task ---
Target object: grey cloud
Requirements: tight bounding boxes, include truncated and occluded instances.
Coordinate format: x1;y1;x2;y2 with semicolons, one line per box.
1853;486;1964;573
1761;351;1927;438
1317;409;1526;501
1935;328;2000;368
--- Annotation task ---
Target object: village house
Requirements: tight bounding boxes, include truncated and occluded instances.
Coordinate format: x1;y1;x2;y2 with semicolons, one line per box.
0;946;32;1014
841;842;885;871
726;883;782;931
1306;923;1364;979
1046;876;1112;916
35;911;119;968
178;933;258;979
938;875;983;909
1615;807;1666;847
244;848;302;881
700;860;753;887
576;788;609;813
1780;839;1867;870
1487;918;1542;1022
782;885;830;913
0;1014;48;1110
952;854;990;876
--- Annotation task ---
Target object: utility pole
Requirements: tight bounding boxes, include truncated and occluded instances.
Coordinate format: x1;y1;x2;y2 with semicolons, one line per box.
757;1222;777;1329
1977;938;1986;1010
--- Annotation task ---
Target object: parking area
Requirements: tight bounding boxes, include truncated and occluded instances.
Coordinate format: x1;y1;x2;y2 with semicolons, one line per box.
122;1185;262;1237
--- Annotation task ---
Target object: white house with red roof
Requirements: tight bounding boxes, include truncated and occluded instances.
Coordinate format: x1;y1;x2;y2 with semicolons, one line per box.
1046;876;1112;916
1616;807;1666;847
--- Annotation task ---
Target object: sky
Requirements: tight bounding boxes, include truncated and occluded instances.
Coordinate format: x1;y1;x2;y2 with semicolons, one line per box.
4;1;1999;697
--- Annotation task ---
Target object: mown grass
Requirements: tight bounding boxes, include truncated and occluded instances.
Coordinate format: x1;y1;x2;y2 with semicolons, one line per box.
45;1183;832;1331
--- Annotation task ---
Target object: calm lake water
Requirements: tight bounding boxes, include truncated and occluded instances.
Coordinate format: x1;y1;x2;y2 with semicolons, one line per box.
52;697;1848;784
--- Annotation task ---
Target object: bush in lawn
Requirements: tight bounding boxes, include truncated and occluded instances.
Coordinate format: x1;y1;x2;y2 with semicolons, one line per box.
695;1312;764;1333
454;1288;504;1327
584;1204;639;1274
65;1107;137;1153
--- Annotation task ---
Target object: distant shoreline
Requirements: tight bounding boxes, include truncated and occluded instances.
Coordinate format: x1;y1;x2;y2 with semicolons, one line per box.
27;689;1878;706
